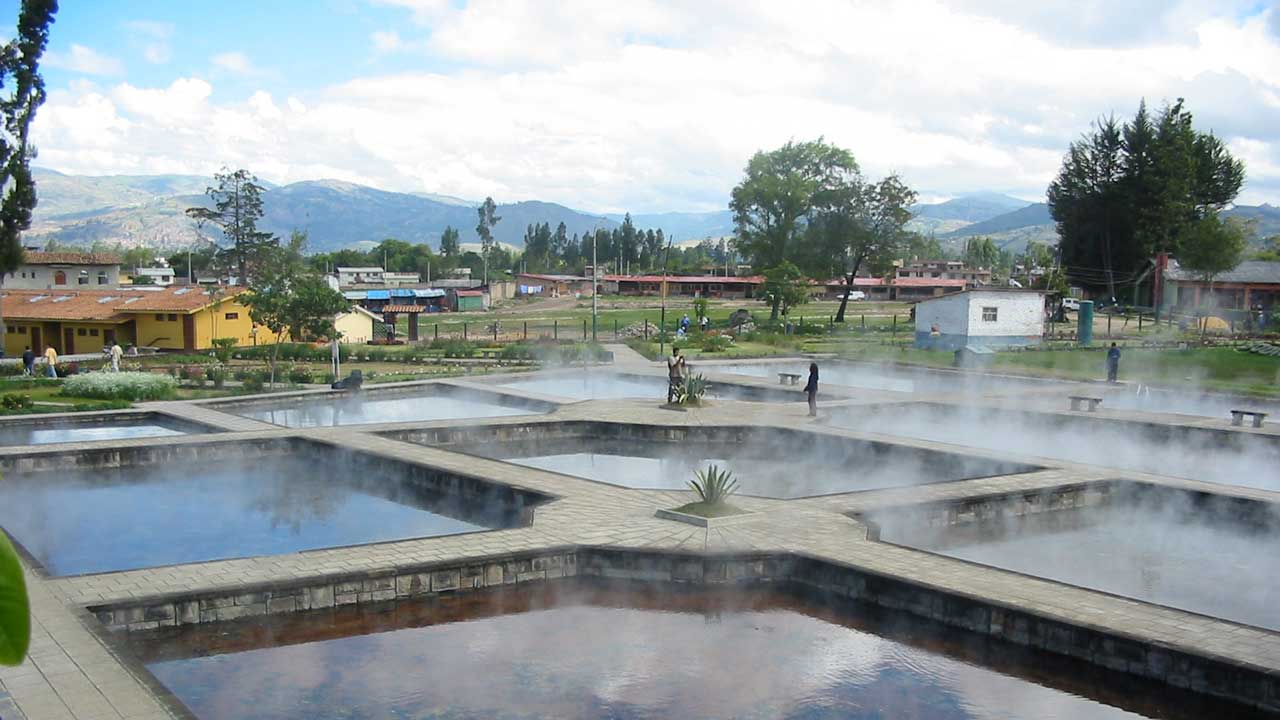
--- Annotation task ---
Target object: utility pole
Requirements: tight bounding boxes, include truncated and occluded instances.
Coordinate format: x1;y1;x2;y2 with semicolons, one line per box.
658;235;674;356
592;229;598;342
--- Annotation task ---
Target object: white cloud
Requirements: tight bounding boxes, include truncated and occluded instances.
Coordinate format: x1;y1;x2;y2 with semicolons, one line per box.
371;30;403;52
123;20;174;64
44;44;125;77
29;1;1280;212
211;51;260;76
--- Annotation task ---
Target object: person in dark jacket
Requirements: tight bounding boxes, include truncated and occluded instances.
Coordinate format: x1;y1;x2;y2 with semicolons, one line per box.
804;362;819;417
1106;342;1121;383
21;346;35;376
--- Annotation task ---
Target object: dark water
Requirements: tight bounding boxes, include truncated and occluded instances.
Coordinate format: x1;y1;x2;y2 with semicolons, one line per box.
0;457;516;575
0;421;186;446
237;393;534;427
829;406;1280;491
129;580;1261;720
879;502;1280;631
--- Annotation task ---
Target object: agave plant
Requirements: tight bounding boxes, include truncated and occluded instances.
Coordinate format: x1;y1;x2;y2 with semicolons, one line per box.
675;373;710;405
689;464;739;505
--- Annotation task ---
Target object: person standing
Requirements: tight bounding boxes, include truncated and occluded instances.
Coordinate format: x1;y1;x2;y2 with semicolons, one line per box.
1106;342;1121;383
110;342;124;372
44;345;58;378
21;346;35;376
804;362;819;417
700;314;709;332
667;346;685;404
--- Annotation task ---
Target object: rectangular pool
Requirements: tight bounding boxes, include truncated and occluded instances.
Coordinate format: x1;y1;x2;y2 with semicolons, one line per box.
465;429;1038;499
497;372;672;400
121;579;1250;720
0;450;532;576
231;389;544;427
0;416;195;446
874;489;1280;631
696;359;1061;395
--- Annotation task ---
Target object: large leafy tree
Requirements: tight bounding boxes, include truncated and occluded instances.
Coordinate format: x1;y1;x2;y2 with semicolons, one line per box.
185;168;278;286
1048;99;1244;297
760;262;809;319
829;174;917;322
0;0;56;358
243;232;350;384
1178;215;1249;306
476;196;501;285
0;0;56;667
438;226;461;257
730;138;861;318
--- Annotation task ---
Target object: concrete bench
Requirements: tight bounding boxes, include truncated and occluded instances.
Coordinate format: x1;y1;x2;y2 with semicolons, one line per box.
1230;409;1268;428
778;372;802;385
478;348;503;360
1069;395;1103;412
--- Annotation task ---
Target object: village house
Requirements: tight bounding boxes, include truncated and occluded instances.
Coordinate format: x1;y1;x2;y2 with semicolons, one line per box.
1156;255;1280;316
913;288;1046;350
1;286;278;355
897;260;992;286
5;251;122;290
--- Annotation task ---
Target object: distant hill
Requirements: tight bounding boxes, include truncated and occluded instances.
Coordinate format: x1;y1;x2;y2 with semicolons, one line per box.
942;203;1053;238
1224;204;1280;241
26;171;618;253
913;192;1029;223
606;210;735;241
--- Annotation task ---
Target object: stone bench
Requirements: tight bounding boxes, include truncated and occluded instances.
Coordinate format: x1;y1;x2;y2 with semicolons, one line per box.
1069;395;1103;412
778;372;802;385
1230;409;1268;428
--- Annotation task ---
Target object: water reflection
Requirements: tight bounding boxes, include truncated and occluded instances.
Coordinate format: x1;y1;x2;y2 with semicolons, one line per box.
0;422;186;446
0;457;516;575
131;581;1256;720
239;393;534;427
499;373;669;400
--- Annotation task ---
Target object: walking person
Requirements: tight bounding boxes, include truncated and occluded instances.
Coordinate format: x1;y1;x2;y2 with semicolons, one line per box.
666;346;685;404
21;346;34;376
110;341;124;372
1106;342;1121;383
804;362;819;417
43;345;58;378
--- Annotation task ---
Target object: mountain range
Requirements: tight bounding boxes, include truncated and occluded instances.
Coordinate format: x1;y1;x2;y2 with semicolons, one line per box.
23;169;1277;255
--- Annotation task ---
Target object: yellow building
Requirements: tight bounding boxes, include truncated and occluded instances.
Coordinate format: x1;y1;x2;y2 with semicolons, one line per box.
2;286;279;356
332;306;382;344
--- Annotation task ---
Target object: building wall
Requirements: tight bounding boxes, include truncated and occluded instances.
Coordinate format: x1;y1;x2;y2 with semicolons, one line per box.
914;293;970;339
7;264;120;289
334;311;374;344
914;292;1044;350
965;292;1044;338
130;313;186;350
191;298;279;349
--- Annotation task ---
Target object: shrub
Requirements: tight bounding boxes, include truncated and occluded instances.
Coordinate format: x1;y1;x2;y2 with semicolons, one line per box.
674;373;709;406
0;364;24;377
1;393;33;410
205;365;228;389
437;339;476;358
182;365;205;382
689;464;739;505
211;338;238;364
62;371;177;401
701;334;732;353
288;367;314;384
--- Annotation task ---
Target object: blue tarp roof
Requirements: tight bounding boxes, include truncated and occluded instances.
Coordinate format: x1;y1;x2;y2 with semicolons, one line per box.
365;290;391;300
390;288;415;297
414;288;446;298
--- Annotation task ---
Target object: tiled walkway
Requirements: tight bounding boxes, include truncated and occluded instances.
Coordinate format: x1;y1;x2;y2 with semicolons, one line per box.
1;368;1277;718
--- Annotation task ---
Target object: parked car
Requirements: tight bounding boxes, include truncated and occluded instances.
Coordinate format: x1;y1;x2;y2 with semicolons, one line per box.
1061;297;1080;311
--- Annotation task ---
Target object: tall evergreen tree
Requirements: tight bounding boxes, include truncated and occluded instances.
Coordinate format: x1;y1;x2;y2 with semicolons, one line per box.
439;226;460;257
0;0;57;355
185;168;278;285
475;196;501;285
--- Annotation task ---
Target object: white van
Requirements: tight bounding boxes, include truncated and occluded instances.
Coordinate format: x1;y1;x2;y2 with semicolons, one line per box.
1061;298;1080;311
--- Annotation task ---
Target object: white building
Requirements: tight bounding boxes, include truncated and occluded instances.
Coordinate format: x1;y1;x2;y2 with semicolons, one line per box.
133;265;176;286
336;267;385;286
914;289;1046;350
6;251;121;289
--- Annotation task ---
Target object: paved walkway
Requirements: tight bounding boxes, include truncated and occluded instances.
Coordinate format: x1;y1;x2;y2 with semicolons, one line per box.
1;366;1278;718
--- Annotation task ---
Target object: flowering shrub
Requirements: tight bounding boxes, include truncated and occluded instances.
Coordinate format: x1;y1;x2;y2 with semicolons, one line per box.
62;371;177;401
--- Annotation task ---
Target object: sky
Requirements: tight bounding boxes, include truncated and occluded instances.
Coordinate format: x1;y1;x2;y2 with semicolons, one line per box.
7;0;1280;213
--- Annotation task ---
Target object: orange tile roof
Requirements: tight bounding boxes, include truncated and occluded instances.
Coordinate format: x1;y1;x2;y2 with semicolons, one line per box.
1;287;249;321
22;251;122;266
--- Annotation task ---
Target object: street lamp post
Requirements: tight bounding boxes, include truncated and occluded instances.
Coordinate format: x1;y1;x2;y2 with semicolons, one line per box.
592;230;598;342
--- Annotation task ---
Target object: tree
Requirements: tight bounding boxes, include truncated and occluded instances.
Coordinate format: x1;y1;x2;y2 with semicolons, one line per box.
476;196;501;286
439;226;460;257
1178;214;1248;335
243;234;350;384
760;262;809;319
730;138;861;318
831;174;917;322
185;168;278;285
1254;236;1280;262
962;237;1000;269
1048;99;1245;296
0;0;56;360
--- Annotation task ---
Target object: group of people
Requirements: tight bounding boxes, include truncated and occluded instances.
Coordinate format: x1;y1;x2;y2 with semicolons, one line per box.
18;342;130;377
675;313;711;340
667;345;821;417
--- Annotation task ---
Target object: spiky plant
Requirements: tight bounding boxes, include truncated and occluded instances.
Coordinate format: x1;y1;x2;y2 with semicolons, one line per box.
689;464;739;505
676;373;710;405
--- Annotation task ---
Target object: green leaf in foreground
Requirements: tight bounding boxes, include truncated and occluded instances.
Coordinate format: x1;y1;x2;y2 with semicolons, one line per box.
0;531;31;665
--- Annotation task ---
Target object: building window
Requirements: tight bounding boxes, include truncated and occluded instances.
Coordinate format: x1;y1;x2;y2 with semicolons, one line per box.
89;328;99;336
16;326;26;334
54;270;66;285
167;313;178;322
77;328;87;336
225;312;239;320
97;272;108;285
982;306;998;322
155;313;165;321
